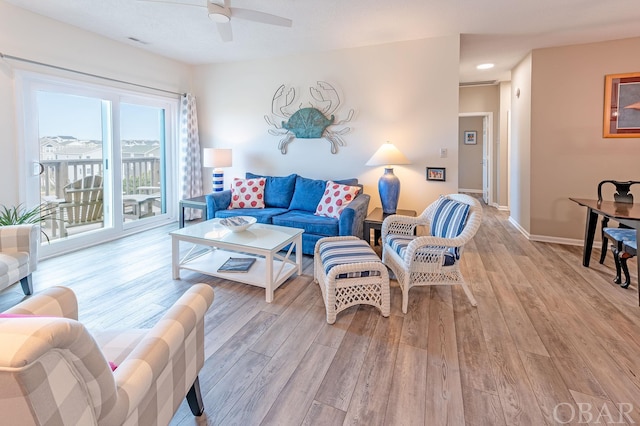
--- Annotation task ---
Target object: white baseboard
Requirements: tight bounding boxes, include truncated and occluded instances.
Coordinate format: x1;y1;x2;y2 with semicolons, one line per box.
490;202;509;211
508;216;530;238
508;216;596;246
528;234;585;246
459;188;483;194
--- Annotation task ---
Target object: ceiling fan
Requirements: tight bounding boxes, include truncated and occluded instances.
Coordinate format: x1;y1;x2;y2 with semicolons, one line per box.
138;0;292;42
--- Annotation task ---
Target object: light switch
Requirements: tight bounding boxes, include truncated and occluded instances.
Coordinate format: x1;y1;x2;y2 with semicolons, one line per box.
440;148;447;158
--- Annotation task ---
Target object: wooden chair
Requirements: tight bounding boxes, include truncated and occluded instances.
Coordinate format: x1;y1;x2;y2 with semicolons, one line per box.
598;180;640;263
607;230;638;289
619;239;637;289
57;175;104;237
381;194;482;313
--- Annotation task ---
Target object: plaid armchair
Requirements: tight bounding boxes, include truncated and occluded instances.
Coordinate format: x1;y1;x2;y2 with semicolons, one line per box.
0;224;39;295
0;284;214;425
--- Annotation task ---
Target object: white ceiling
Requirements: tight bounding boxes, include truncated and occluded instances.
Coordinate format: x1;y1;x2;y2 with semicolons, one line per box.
5;0;640;83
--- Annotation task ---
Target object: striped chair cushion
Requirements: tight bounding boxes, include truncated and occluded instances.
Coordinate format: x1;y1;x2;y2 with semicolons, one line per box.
431;197;470;238
430;197;470;258
386;234;456;266
319;239;382;278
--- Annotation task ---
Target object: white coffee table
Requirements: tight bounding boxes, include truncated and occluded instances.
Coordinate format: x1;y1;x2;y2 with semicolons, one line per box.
170;219;303;302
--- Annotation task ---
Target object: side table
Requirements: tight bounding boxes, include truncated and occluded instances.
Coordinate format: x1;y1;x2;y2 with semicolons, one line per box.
179;195;208;228
363;207;417;246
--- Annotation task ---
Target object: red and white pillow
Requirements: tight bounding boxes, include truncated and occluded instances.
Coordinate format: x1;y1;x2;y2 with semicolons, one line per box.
229;177;266;209
314;181;359;219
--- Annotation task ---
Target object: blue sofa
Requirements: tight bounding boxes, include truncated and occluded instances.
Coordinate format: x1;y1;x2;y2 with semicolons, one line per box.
206;173;370;255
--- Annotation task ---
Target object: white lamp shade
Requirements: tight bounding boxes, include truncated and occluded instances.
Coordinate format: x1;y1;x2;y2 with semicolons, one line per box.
203;148;232;168
365;142;410;167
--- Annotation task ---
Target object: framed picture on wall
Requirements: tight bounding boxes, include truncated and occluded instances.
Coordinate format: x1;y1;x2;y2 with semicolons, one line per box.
464;130;477;145
603;72;640;137
426;167;446;182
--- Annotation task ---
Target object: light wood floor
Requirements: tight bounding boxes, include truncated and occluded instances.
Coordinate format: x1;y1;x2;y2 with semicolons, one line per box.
2;204;640;425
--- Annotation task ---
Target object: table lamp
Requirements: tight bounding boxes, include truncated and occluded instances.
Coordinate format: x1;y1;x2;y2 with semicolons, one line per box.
366;141;410;214
203;148;232;192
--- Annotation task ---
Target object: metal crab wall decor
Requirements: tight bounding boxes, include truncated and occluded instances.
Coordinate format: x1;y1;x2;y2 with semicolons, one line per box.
264;81;355;154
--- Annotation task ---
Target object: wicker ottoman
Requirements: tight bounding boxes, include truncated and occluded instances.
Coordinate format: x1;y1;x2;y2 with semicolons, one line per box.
314;236;390;324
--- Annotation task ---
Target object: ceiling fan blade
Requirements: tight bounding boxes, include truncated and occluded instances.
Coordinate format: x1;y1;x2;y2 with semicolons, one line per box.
136;0;203;8
216;21;233;42
230;7;293;27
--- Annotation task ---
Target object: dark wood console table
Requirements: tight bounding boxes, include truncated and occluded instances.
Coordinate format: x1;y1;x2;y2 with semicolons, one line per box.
363;208;417;246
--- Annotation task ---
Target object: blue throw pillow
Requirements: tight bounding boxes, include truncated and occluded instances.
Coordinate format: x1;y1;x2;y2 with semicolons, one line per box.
288;176;327;212
430;197;470;239
289;176;360;212
246;172;297;209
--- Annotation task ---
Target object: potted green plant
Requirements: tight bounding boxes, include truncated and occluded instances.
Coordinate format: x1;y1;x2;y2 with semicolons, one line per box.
0;203;53;242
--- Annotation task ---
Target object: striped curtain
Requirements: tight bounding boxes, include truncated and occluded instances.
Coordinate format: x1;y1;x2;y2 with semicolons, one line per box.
179;93;203;220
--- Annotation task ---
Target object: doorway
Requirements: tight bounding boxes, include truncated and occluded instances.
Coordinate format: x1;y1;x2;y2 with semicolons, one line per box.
458;112;492;205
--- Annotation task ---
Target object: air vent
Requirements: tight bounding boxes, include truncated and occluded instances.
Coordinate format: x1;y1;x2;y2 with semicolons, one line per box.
459;80;498;87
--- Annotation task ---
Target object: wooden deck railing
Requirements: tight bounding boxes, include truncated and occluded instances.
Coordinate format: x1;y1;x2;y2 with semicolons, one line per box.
40;158;161;198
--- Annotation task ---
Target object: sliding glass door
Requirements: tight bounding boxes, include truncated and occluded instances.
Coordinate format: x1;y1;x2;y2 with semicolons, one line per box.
36;91;110;240
120;101;167;225
19;72;177;257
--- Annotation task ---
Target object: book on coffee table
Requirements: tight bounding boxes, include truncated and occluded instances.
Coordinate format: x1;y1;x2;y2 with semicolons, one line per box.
217;257;256;273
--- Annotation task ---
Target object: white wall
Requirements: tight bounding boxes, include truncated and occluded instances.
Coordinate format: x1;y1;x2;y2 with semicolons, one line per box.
192;35;461;213
0;2;462;216
0;0;191;206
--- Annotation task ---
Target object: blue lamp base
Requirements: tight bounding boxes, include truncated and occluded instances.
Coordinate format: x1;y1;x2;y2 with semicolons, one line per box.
212;169;224;192
378;167;400;214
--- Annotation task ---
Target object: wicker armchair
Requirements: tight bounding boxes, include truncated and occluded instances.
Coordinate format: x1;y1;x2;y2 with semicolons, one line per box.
381;194;483;313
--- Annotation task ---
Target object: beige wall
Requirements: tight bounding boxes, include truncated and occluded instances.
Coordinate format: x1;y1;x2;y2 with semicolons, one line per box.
0;0;191;207
459;85;502;205
192;36;461;214
510;54;532;232
499;81;511;210
458;116;483;191
530;37;640;241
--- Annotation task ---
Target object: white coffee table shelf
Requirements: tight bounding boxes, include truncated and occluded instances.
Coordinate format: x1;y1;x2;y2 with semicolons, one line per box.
170;220;303;302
